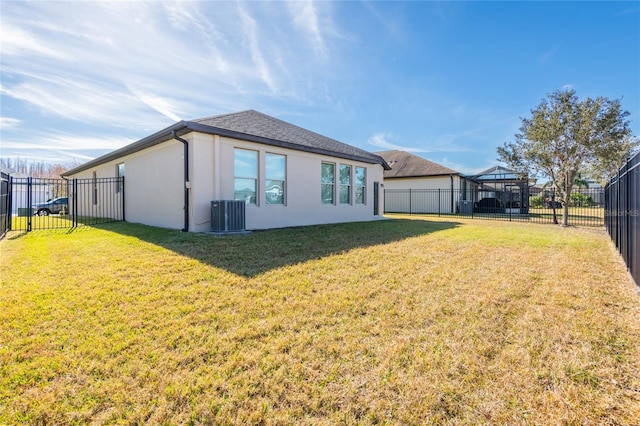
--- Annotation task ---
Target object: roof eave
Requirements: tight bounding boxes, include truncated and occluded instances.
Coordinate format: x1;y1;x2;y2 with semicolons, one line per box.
62;121;190;177
384;172;461;179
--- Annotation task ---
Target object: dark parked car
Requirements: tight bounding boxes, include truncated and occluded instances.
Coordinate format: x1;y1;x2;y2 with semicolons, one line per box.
475;197;504;213
33;197;68;216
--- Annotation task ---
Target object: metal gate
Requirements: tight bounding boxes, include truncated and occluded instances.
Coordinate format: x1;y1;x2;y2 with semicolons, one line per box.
6;176;124;232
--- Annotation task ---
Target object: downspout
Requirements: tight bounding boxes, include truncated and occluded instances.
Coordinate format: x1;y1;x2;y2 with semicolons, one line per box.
172;130;190;232
450;174;454;213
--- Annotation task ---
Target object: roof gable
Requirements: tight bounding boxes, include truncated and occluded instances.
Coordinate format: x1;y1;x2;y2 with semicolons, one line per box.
476;165;515;176
375;150;459;178
470;165;523;181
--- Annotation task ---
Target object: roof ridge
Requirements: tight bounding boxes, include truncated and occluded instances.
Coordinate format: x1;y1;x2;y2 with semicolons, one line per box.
196;110;383;159
190;109;255;122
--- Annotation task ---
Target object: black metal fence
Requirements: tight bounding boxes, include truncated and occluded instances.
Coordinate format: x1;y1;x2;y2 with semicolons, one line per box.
605;152;639;287
1;171;9;239
385;188;605;227
7;177;124;232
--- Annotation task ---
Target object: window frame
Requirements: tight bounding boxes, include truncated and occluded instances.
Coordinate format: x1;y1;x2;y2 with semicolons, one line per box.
116;163;125;193
265;153;286;206
234;148;259;205
355;166;366;204
92;171;98;205
321;162;336;205
339;164;352;204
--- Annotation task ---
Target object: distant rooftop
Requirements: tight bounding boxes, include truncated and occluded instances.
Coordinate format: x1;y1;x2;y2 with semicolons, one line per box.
375;150;460;178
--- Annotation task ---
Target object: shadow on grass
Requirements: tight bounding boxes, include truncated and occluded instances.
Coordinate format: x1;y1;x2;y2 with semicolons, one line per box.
95;219;460;278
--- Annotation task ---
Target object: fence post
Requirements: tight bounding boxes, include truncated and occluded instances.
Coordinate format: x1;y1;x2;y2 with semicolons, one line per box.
121;176;125;221
617;164;622;249
438;189;441;217
73;179;78;228
7;176;13;231
624;157;630;268
27;177;32;232
409;188;412;215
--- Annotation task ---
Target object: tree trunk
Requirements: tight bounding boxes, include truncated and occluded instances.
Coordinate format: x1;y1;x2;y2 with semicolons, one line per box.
551;189;558;224
562;201;570;226
562;182;574;227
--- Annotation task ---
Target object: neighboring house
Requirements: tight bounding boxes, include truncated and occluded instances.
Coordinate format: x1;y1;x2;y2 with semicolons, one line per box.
0;168;52;215
375;150;475;214
62;110;390;232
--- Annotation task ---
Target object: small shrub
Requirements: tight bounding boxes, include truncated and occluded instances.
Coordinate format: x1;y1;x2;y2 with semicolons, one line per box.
570;193;593;207
530;195;544;208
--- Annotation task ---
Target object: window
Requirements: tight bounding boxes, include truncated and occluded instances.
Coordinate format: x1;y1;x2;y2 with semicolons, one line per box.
339;164;351;204
355;167;366;204
265;153;285;205
321;162;335;204
116;163;125;193
461;179;467;201
92;171;97;205
234;149;258;204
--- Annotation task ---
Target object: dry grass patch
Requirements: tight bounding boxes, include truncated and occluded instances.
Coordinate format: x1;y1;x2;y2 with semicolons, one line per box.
1;217;639;425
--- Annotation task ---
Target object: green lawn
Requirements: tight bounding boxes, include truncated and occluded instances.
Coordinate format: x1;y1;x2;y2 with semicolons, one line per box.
1;217;639;425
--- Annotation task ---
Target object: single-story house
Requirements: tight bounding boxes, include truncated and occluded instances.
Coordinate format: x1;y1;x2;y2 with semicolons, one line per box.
62;110;390;232
375;150;476;214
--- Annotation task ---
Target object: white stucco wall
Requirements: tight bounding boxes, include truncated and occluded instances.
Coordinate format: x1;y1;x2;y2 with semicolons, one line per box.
67;131;385;232
383;176;462;190
189;134;385;232
383;175;468;214
68;140;184;229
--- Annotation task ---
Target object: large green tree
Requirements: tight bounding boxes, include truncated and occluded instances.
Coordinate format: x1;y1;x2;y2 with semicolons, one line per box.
498;88;637;226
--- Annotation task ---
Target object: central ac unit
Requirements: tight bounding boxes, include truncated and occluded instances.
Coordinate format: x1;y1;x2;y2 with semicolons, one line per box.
211;200;246;232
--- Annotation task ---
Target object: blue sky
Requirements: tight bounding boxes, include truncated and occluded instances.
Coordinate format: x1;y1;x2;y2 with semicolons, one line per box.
1;1;638;174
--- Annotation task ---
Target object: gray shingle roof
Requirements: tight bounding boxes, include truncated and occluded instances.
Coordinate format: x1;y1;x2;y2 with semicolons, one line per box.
63;110;389;176
192;110;389;168
375;150;459;178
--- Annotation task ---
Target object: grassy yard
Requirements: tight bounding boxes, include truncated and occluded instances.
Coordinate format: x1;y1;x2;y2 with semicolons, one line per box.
1;217;639;425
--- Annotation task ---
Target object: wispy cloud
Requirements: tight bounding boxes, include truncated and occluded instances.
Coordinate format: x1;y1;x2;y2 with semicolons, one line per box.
1;131;134;151
127;86;183;122
0;117;21;130
438;157;480;175
613;5;640;16
1;74;128;122
1;129;132;164
367;133;431;153
289;1;329;60
0;23;67;58
538;47;558;65
453;103;467;116
237;2;276;92
0;1;347;160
